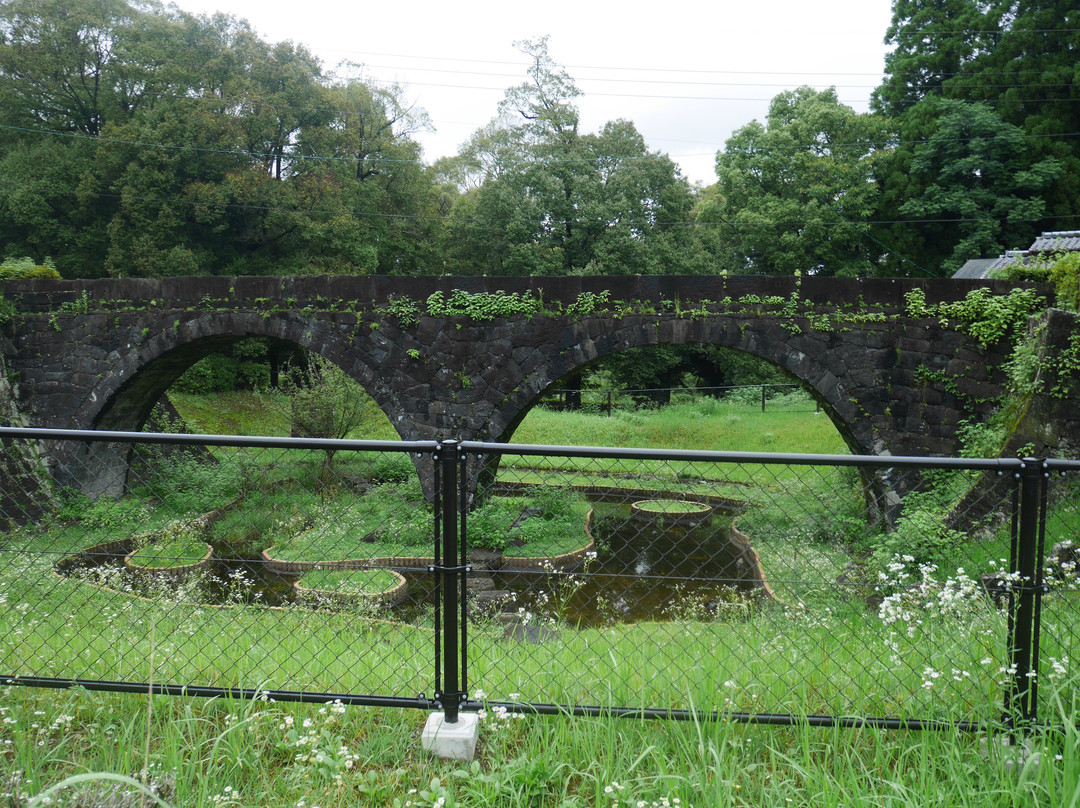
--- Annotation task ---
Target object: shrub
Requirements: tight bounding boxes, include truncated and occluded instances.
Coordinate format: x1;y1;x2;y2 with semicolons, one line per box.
0;295;16;328
172;353;238;394
368;452;414;483
467;498;522;550
0;256;61;280
1049;252;1080;312
237;361;270;390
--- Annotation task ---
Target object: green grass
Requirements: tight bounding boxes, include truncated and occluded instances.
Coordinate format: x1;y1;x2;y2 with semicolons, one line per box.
296;568;404;596
0;615;1076;808
265;481;432;563
167;390;401;441
167;390;845;454
2;393;1077;806
509;395;847;454
165;390;293;436
127;536;211;569
0;588;1069;808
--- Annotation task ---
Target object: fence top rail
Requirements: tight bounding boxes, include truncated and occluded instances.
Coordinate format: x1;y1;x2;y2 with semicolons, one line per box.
1045;458;1080;473
459;440;1027;472
0;426;1039;471
0;426;438;454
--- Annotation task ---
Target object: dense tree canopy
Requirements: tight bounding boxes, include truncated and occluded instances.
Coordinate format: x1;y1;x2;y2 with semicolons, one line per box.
714;88;888;276
873;97;1062;274
870;0;1080;273
0;0;1076;279
871;0;998;118
441;38;700;276
0;0;438;277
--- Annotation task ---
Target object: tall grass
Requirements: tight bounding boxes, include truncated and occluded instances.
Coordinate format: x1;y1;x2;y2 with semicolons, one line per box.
509;394;847;455
3;394;1076;806
0;678;1076;807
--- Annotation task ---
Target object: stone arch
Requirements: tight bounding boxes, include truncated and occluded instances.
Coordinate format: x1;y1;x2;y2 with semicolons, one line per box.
466;314;897;517
480;315;879;455
61;311;411;498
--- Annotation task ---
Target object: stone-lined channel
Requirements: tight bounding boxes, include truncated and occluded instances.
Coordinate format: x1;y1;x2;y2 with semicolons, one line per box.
56;497;768;626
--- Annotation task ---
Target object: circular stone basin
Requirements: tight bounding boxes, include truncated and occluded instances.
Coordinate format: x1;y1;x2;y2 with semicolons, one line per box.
294;568;407;607
123;542;214;577
630;499;712;525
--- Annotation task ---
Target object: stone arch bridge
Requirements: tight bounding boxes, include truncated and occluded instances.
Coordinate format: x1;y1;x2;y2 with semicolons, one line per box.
0;274;1034;499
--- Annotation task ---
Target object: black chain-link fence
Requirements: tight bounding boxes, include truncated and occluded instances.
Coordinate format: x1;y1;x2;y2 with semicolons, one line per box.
0;427;1071;731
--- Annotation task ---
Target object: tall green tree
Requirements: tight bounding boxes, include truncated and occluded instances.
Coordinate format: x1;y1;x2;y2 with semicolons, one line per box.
0;0;179;274
296;78;442;274
873;98;1062;274
950;0;1080;221
873;0;1080;265
714;87;888;276
444;37;699;276
0;0;176;138
871;0;998;117
0;0;441;277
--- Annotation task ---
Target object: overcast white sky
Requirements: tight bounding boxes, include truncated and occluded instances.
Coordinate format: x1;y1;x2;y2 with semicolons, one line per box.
168;0;895;185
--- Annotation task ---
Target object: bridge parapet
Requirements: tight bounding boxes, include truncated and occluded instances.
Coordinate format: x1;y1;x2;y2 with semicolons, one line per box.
0;274;1040;315
0;275;1050;502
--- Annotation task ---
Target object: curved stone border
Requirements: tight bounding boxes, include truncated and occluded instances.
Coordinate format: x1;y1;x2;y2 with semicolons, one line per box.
630;499;712;525
123;542;214;577
261;549;436;575
500;509;597;570
501;538;596;570
294;569;408;608
730;524;776;601
48;567;432;632
494;480;746;514
73;538;137;559
62;492;242;575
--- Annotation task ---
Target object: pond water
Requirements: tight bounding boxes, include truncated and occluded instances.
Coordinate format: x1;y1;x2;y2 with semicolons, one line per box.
488;503;761;627
56;499;764;626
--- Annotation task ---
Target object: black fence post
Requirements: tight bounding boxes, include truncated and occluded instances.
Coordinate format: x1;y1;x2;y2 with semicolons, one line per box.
1007;458;1047;728
433;440;465;723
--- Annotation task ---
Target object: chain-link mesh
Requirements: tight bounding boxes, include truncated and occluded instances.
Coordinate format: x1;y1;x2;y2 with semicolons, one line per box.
464;448;1022;725
1036;463;1080;718
2;429;1071;728
0;433;437;705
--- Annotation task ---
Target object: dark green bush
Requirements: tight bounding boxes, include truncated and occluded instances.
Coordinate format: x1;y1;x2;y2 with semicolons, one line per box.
368;452;414;483
173;353;238;394
0;256;61;280
237;361;270;390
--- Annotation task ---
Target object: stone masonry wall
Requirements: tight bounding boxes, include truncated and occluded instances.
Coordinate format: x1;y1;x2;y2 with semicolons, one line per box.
0;274;1046;499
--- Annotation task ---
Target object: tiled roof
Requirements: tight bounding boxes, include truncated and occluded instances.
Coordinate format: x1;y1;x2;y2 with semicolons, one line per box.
987;250;1029;271
954;258;997;279
952;231;1080;278
1030;230;1080;253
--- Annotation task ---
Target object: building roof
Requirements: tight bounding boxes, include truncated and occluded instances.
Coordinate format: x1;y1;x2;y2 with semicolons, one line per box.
1030;230;1080;253
953;230;1080;278
954;258;998;279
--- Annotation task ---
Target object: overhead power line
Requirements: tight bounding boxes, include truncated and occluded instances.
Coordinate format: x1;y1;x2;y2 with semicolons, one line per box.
347;62;1078;93
5;122;1079;173
1;178;1074;235
292;39;1080;77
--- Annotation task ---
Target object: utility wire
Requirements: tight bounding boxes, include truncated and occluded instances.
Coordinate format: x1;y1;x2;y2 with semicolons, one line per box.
4;122;1080;172
283;35;1080;76
3;180;1074;234
345;63;1079;92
